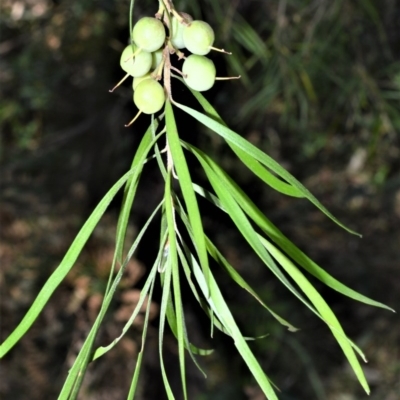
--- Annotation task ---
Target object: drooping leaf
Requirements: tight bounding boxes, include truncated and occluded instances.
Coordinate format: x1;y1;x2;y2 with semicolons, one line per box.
189;245;279;399
260;237;370;394
186;141;323;318
127;273;157;400
158;169;177;399
0;167;140;358
165;100;211;294
173;93;360;236
185;141;393;312
92;201;163;361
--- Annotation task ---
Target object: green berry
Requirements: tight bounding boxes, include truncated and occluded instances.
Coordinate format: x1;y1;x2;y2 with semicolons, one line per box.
183;20;215;55
134;79;165;114
171;13;193;49
151;49;163;70
182;54;216;92
133;17;166;53
120;45;152;77
132;73;152;90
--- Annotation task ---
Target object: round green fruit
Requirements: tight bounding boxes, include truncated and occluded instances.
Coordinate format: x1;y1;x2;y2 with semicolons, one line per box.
133;17;166;53
182;55;216;92
151;49;163;70
132;73;152;90
183;20;215;55
134;79;165;114
120;45;152;77
171;13;193;49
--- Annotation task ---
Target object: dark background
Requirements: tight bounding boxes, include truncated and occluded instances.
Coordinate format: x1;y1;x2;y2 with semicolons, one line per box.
1;0;399;399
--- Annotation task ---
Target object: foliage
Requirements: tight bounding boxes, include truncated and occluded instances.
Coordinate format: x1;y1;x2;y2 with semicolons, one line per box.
1;0;398;399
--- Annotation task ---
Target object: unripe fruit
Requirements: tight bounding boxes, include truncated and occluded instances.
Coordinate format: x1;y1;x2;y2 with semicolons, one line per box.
132;73;152;90
151;49;163;70
134;79;165;114
171;13;193;49
182;55;216;92
183;20;215;55
133;17;166;53
120;45;152;77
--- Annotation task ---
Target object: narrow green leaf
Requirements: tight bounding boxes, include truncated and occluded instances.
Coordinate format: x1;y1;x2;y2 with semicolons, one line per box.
59;335;94;400
0;168;138;358
57;129;162;397
172;266;188;400
127;272;157;400
56;130;163;398
92;201;163;360
205;236;298;332
159;170;176;399
260;237;370;394
175;243;214;358
165;173;188;400
185;143;391;390
173;198;239;338
59;202;163;399
190;179;391;336
187;142;393;311
151;113;168;181
174;100;360;236
189;248;279;399
92;253;157;360
164;219;214;363
232;146;304;197
173;76;302;198
165;100;210;294
186;142;322;318
115;120;161;263
106;121;162;308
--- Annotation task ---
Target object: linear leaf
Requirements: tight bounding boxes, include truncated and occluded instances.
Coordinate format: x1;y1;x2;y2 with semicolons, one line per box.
189;248;279;399
173;76;303;198
205;236;298;332
174;100;359;236
159;170;177;399
59;201;163;398
173;197;241;338
115;120;161;263
186;142;322;318
127;273;157;400
187;142;393;311
260;237;370;394
0;168;140;358
175;243;214;359
165;174;188;400
165;100;210;294
92;201;162;360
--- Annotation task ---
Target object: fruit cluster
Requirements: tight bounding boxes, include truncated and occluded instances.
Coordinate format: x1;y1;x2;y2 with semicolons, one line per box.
112;4;238;124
